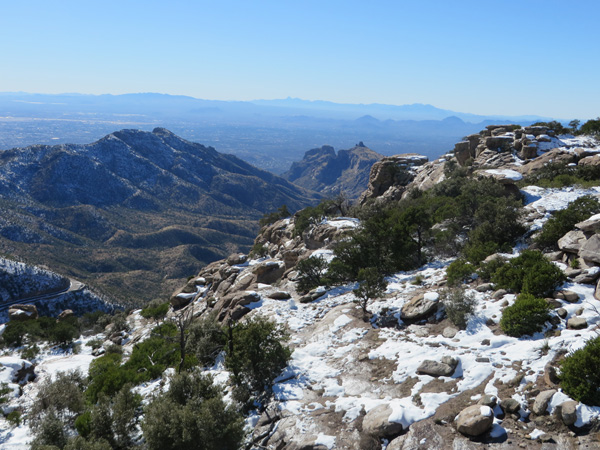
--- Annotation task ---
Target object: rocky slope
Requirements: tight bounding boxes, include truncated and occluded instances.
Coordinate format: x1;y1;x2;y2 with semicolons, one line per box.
0;128;319;305
3;127;600;449
282;143;383;198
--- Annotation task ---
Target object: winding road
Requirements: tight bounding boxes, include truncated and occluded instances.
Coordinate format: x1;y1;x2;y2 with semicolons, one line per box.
0;279;85;311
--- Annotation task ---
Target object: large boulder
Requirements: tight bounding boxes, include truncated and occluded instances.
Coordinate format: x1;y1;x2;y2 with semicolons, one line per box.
57;309;75;322
484;136;513;152
401;292;439;321
359;154;428;203
575;214;600;233
578;234;600;264
454;141;471;166
558;400;578;426
362;404;403;438
456;405;494;437
416;357;458;377
252;259;285;284
558;230;588;253
567;316;588;330
532;389;556;415
517;149;577;176
8;304;39;321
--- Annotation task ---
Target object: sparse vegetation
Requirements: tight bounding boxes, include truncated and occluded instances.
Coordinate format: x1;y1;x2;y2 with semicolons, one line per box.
441;288;477;329
140;299;170;324
259;204;291;228
353;267;387;316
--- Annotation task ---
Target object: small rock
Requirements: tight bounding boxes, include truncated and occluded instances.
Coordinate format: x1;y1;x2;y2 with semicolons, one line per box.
575;307;584;315
401;292;439;321
481;339;491;346
545;298;563;309
532;389;556;415
417;359;456;377
556;308;568;319
476;283;493;292
559;400;578;426
544;364;560;385
442;327;458;338
562;290;580;303
362;404;403;438
476;357;490;363
456;405;494;437
226;253;246;265
478;394;497;408
268;291;292;300
567;317;588;330
492;289;507;300
500;398;521;414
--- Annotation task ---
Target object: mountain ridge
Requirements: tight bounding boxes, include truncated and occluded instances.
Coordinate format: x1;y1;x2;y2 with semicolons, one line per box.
0;128;319;305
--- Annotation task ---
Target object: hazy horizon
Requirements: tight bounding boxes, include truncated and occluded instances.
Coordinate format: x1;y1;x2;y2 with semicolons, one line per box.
1;1;599;120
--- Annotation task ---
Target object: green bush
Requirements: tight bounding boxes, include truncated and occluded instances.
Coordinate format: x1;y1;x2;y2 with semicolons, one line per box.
30;371;86;429
441;288;477;330
560;336;600;406
188;312;226;367
499;293;550;337
580;118;600;136
531;120;570;135
353;267;387;316
249;242;268;258
142;372;244;450
535;196;600;250
446;259;476;286
492;250;566;297
294;198;340;236
140;300;170;323
259;204;290;228
296;255;329;293
225;316;291;407
476;257;507;282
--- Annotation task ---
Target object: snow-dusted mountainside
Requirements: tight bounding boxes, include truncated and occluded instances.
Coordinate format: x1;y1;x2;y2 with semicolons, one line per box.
0;257;67;303
0;256;115;323
0;128;320;306
2;126;600;449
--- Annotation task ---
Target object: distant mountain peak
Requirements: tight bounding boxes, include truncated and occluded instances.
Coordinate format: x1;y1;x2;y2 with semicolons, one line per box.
283;144;383;198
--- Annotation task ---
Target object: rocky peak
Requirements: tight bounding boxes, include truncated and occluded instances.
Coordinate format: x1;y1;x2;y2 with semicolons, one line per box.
359;153;429;204
282;143;383;199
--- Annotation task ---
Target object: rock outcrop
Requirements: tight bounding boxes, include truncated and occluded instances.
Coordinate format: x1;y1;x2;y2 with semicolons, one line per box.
282;144;383;198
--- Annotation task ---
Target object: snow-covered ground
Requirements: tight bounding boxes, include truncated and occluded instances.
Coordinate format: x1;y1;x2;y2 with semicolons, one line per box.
2;182;600;447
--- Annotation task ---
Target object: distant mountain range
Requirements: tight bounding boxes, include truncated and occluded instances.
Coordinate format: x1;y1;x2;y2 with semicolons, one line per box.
0;92;554;173
0;128;319;306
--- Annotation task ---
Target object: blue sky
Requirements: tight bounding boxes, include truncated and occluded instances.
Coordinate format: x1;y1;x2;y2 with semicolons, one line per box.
1;0;599;119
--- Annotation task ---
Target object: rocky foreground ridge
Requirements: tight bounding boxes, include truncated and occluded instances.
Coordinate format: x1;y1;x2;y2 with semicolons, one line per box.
162;126;600;448
3;124;600;449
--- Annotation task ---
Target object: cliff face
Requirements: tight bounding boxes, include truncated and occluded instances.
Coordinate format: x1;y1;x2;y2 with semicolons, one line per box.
282;143;383;198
